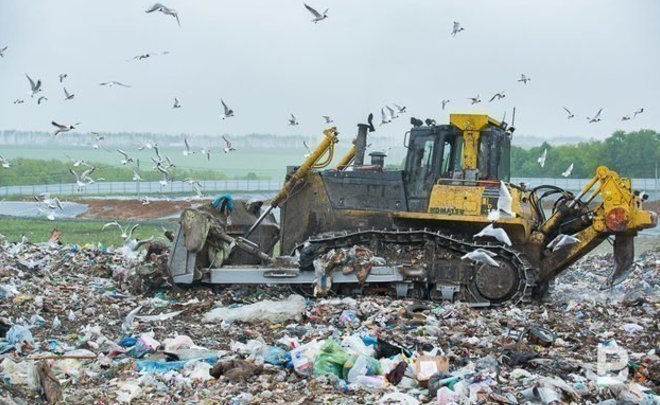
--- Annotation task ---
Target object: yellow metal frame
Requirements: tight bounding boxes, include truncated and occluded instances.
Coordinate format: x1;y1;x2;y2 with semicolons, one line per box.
450;114;501;171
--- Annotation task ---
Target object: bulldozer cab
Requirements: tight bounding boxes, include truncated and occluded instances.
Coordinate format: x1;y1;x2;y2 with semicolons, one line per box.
404;114;512;211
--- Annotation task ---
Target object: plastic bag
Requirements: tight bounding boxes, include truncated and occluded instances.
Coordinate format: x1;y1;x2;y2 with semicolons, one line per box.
290;340;323;376
341;335;375;357
343;355;381;383
312;339;351;378
264;346;290;366
338;310;360;328
204;294;306;323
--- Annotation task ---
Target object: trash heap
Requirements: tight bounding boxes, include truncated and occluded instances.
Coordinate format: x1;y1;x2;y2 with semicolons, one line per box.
0;237;658;404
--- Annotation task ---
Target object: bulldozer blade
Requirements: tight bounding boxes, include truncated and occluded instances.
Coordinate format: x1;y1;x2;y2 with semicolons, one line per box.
604;234;635;288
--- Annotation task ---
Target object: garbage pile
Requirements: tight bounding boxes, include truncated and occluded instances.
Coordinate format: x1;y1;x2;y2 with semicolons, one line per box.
0;237;657;404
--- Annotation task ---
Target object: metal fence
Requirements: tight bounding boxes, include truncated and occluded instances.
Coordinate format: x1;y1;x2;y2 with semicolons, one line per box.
511;177;659;199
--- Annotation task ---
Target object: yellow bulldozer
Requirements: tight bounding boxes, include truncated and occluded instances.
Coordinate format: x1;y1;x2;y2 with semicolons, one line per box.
168;113;657;306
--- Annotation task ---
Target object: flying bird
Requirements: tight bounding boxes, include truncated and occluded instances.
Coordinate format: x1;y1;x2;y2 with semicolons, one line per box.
322;115;333;124
52;121;77;136
587;108;603;123
183;138;195;156
461;250;499;267
132;170;142;182
117;149;134;165
26;74;42;97
386;105;399;120
393;104;407;114
289;113;300;126
474;224;512;246
99;81;131;88
69;166;96;191
380;108;392;126
303;140;313;157
58;73;68;83
562;107;575;119
145;3;180;26
489;91;506;102
537;148;547;168
185;179;203;197
620;115;631;121
441;99;450;110
547;234;580;252
304;3;328;23
65;154;86;167
102;221;139;240
173;97;181;109
222;136;236;153
13;99;24;104
0;46;7;57
37;96;48;105
0;155;11;169
518;74;531;84
561;163;574;178
468;95;481;104
633;108;644;118
221;99;234;119
63;87;75;101
451;21;464;37
127;54;151;62
200;146;211;161
488;181;514;221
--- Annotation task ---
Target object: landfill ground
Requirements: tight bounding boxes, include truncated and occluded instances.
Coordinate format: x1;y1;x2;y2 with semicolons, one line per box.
0;234;657;404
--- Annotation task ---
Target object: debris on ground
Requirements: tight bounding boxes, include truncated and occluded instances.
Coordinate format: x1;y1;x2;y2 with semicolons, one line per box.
0;237;657;403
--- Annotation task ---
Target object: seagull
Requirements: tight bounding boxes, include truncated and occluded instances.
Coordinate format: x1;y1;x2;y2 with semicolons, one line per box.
69;166;95;191
183;138;195;156
173;97;181;109
0;155;11;169
322;115;333;124
451;21;464;37
137;141;154;150
201;147;211;161
393;104;407;114
65;154;85;167
562;107;575;119
58;73;68;83
52;121;78;136
461;250;499;267
185;179;203;196
0;45;7;57
63;87;75;101
132;170;142;182
26;74;42;97
633;108;644;118
145;3;181;26
159;172;169;187
386;105;399;120
474;223;512;246
380;108;392;126
489;91;506;102
222;135;236;153
547;234;580;252
13;99;24;104
37;96;48;105
303;140;313;157
561;163;574;178
221;99;234;119
425;118;437;126
117;149;134;165
37;206;56;221
102;221;139;240
34;194;64;211
587;108;603;123
468;95;481;104
621;115;631;121
288;113;300;126
487;181;515;221
537;148;547;168
140;196;151;206
441;99;450;110
127;54;151;62
99;81;131;88
304;3;328;23
518;74;531;85
164;156;176;169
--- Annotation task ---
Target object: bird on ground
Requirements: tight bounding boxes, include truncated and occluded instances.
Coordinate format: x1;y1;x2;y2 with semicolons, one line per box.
537;148;547;168
26;74;42;97
140;196;151;206
425;118;437;126
488;181;515;221
99;81;131;88
58;73;67;83
288;114;300;126
562;107;575;119
451;21;464;37
103;221;139;240
489;91;506;102
69;166;96;191
132;170;142;182
547;234;580;252
380;108;392;126
561;163;574;177
37;206;56;221
633;108;644;118
63;87;75;101
0;46;7;57
322;115;333;124
221;99;234;119
173;97;181;109
621;115;631;121
34;194;64;211
182;138;195;156
518;74;531;84
468;95;481;104
474;223;512;246
145;3;180;26
0;155;12;169
13;99;24;104
52;121;78;136
393;104;407;114
587;108;603;123
304;3;328;23
386;105;399;120
37;96;48;105
461;249;499;267
441;99;450;110
117;149;134;165
222;136;236;153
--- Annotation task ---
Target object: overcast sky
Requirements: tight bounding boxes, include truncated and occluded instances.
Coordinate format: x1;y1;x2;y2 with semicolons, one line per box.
0;0;658;141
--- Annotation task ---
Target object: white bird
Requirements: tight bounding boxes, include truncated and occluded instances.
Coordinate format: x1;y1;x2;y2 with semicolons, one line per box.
547;234;580;252
52;121;78;136
137;141;154;151
489;91;506;102
221;99;234;119
0;155;12;169
474;224;512;246
159;172;169;188
461;250;499;267
63;87;75;101
393;104;407;114
99;81;131;88
633;108;644;118
468;95;481;104
451;21;464;37
386;105;399;120
183;138;195;156
132;170;142;182
145;3;180;26
185;179;203;197
223;135;236;153
37;96;48;105
380;108;392;126
58;73;67;83
102;221;139;240
561;163;574;177
140;196;151;206
537;148;547;168
303;140;313;157
65;154;85;167
518;74;531;84
441;99;450;110
304;3;328;23
69;166;96;191
488;181;514;221
587;108;603;123
117;149;134;165
25;74;42;97
289;113;300;126
37;206;56;221
322;115;333;124
200;146;211;161
0;45;7;58
562;107;575;119
173;97;181;109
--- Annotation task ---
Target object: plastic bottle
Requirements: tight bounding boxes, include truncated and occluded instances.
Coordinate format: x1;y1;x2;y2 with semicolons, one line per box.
346;355;370;383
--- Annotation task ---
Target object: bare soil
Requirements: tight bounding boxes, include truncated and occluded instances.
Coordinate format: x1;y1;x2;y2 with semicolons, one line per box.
79;198;210;220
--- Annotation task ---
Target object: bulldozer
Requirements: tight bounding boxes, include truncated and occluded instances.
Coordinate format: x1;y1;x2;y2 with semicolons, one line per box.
168;113;657;306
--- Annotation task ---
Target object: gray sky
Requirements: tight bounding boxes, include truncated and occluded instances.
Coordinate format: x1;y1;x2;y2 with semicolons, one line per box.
0;0;658;141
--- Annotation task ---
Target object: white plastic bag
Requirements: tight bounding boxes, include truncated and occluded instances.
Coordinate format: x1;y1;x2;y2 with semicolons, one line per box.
204;294;306;323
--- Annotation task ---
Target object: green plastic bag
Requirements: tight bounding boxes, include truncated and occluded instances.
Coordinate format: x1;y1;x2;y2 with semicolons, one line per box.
312;339;351;378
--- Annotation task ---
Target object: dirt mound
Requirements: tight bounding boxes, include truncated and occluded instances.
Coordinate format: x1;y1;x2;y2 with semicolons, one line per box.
80;198;209;220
